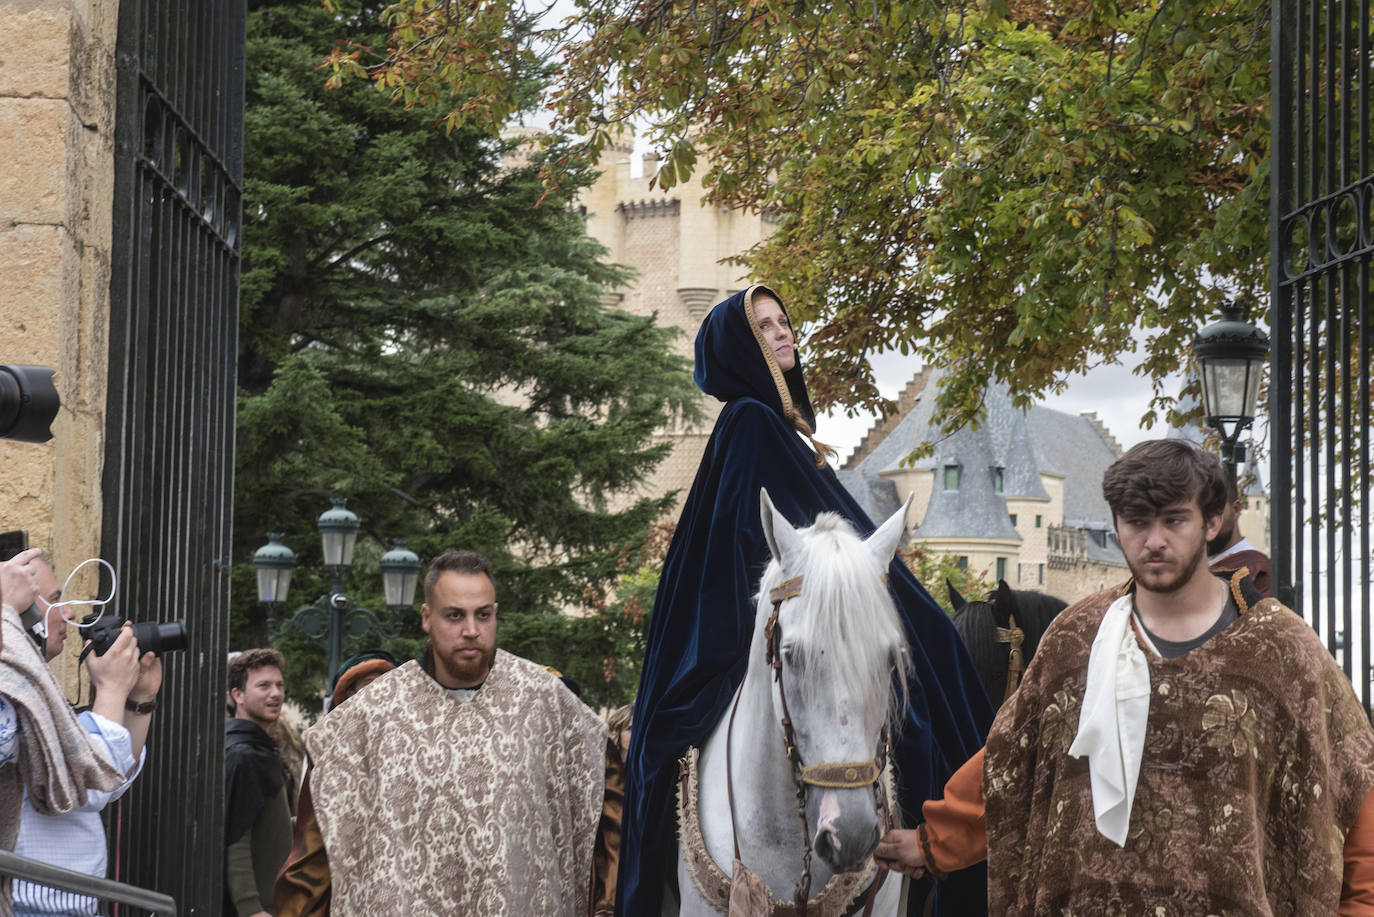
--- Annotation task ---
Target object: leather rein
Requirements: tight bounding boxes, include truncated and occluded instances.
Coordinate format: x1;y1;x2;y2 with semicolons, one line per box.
723;573;892;916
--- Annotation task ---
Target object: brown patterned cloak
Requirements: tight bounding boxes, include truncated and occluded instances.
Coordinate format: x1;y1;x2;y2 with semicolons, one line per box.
305;652;607;917
984;578;1374;916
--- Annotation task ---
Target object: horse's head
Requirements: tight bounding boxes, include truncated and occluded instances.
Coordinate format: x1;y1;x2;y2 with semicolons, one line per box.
952;579;1068;704
755;488;912;874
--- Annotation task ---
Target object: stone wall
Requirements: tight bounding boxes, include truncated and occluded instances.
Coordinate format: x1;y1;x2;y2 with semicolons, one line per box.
0;0;120;693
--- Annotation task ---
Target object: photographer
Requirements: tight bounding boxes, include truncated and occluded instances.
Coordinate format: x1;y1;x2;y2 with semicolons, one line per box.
2;550;160;917
0;557;127;917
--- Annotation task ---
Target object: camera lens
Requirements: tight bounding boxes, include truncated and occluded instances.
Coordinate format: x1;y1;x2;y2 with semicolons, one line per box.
131;619;189;656
0;365;60;443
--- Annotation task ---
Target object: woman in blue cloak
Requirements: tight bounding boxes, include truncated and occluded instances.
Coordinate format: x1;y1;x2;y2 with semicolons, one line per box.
616;285;995;916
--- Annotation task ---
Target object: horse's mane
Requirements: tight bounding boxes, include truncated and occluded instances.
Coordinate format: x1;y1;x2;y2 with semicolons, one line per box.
756;513;909;721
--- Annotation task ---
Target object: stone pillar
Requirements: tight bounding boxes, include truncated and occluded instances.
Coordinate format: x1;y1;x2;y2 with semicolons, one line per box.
0;0;120;694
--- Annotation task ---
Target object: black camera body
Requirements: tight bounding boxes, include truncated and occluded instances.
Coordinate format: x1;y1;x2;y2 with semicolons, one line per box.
81;612;189;657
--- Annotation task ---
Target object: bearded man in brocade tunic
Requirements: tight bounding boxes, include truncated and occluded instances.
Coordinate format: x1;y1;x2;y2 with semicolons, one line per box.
875;439;1374;914
300;549;612;917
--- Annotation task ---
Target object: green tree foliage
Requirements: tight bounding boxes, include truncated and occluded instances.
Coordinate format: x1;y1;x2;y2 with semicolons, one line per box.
902;544;992;618
237;0;697;704
330;0;1270;437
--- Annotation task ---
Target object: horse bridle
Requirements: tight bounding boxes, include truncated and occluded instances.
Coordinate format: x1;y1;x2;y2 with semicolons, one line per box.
994;611;1025;704
748;573;893;916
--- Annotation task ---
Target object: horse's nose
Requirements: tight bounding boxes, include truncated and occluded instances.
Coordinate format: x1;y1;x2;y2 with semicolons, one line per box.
815;821;882;872
814;826;842;864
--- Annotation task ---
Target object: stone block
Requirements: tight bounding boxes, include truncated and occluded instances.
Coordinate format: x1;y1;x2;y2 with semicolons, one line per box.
0;222;77;357
0;97;74;225
0;7;72;100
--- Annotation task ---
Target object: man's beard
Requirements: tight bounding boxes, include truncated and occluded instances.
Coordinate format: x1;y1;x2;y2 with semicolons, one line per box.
1128;537;1210;595
438;644;495;687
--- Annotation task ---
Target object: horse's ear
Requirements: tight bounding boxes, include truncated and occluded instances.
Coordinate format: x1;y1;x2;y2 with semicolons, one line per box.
760;488;805;569
866;493;914;566
997;579;1016;608
992;579;1016;628
946;579;966;610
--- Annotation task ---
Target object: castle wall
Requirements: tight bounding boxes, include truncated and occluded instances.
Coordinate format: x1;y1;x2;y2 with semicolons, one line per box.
0;0;120;694
579;135;774;511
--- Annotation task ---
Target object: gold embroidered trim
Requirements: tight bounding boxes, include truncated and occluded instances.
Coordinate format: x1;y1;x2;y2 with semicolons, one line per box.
677;747;885;916
1228;568;1251;615
769;575;805;605
799;760;881;789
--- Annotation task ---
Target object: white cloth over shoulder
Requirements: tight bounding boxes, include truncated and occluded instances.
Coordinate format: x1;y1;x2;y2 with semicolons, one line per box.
1066;593;1151;847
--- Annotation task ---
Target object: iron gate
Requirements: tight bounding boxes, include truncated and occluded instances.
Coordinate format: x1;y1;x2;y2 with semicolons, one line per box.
103;0;244;911
1270;0;1374;708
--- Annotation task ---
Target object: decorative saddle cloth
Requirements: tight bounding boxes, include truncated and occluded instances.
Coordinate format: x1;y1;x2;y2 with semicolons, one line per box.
676;746;891;916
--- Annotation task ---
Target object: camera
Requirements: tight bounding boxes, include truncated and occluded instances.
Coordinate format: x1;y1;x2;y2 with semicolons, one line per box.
0;364;60;443
81;612;189;657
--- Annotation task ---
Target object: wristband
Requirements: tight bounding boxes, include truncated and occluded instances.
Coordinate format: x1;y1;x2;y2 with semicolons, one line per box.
125;697;157;715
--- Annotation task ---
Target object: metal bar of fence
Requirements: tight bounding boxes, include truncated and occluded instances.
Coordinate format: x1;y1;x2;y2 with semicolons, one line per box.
1272;0;1374;707
0;851;176;916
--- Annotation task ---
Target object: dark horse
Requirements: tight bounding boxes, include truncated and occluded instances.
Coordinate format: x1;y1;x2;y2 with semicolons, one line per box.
949;580;1068;706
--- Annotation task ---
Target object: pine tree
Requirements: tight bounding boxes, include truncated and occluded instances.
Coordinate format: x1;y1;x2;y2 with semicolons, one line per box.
235;0;696;706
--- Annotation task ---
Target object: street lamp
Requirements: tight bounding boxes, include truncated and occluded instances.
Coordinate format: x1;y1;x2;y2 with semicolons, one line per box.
252;533;295;605
379;540;421;608
252;498;422;693
1193;300;1270;487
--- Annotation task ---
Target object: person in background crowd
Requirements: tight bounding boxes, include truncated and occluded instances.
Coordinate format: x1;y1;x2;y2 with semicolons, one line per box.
1206;477;1271;596
275;650;399;917
225;649;291;917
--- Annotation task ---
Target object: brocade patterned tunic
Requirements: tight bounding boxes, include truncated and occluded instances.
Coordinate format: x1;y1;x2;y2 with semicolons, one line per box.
985;583;1374;915
305;652;607;917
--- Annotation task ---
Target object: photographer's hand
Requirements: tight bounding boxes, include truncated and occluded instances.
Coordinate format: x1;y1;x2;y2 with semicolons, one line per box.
0;548;43;612
131;650;162;702
87;623;140;725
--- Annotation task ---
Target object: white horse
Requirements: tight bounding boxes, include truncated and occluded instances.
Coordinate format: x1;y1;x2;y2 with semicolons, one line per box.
674;488;912;916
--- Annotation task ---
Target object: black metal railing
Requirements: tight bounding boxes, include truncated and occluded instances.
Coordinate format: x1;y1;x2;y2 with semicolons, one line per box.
0;850;175;916
1270;0;1373;707
103;0;244;911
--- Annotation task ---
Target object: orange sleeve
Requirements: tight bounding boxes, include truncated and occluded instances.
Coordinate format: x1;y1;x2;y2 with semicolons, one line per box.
919;746;988;874
1340;786;1374;915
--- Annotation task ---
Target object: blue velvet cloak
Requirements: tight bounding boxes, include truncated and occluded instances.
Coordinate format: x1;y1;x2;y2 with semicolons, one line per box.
616;286;995;916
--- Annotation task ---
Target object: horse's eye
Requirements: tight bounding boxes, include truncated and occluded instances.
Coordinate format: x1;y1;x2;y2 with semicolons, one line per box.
781;644;797;666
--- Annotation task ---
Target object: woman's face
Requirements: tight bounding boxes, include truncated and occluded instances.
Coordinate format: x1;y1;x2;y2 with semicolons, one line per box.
753;294;796;371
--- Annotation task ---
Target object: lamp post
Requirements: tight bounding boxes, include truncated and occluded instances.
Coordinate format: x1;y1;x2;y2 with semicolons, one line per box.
1193;300;1270;489
253;498;422;690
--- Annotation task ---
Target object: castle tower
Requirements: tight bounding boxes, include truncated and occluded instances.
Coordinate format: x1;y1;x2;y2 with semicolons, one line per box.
578;130;776;509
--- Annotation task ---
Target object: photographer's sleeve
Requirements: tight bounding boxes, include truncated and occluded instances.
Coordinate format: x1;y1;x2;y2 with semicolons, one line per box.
76;710;141;810
0;693;17;766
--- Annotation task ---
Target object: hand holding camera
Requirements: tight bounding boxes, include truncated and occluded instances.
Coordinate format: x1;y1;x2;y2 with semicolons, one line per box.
86;623;141;723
